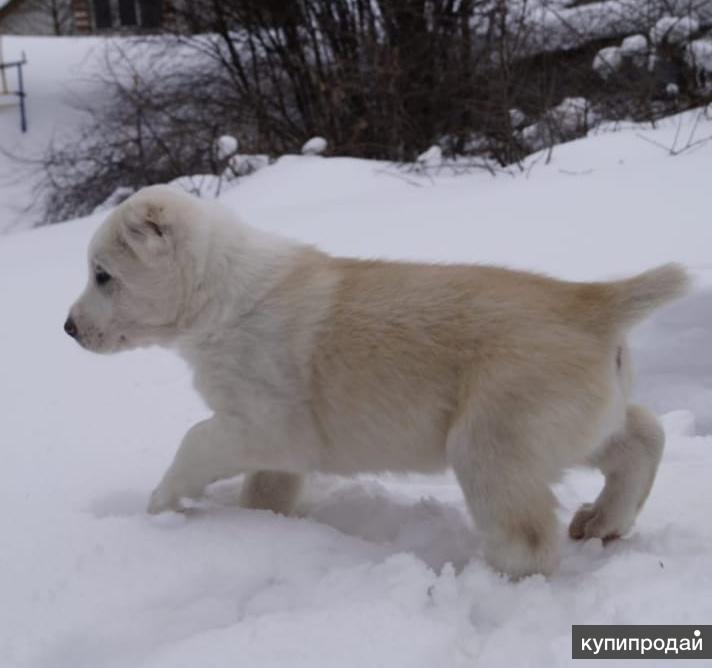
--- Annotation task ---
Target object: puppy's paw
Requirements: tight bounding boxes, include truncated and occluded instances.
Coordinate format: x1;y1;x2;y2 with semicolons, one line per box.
147;483;183;515
484;527;560;579
568;502;628;543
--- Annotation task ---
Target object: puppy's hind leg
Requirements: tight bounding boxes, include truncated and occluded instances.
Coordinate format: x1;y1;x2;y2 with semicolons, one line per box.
569;405;664;542
240;471;304;516
447;415;560;579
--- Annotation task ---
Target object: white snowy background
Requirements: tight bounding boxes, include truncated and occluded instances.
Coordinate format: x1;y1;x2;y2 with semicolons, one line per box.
1;36;711;668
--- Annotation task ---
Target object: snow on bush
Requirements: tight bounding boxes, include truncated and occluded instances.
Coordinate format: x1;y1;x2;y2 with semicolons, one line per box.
227;154;270;178
92;186;135;214
521;97;593;151
686;37;712;73
216;135;240;160
593;35;650;79
459;133;492;155
416;145;443;168
593;46;623;79
552;97;593;130
509;108;527;129
621;34;648;55
650;15;700;46
169;174;224;198
301;137;328;156
620;34;649;67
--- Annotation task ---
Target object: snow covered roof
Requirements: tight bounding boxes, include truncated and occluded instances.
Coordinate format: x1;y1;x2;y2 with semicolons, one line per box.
504;0;712;57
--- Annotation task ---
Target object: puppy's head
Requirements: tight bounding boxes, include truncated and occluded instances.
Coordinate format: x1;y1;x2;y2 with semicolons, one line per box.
65;185;201;353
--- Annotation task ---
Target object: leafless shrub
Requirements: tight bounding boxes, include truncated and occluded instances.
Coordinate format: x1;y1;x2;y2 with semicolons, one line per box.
34;40;234;222
34;0;712;223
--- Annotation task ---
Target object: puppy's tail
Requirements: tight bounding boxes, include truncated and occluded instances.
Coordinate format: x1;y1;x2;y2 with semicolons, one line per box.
604;263;690;331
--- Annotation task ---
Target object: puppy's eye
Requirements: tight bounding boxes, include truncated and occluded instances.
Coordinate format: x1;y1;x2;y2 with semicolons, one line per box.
95;269;112;286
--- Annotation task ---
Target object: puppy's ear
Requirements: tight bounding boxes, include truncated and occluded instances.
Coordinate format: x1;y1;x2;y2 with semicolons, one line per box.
121;203;170;257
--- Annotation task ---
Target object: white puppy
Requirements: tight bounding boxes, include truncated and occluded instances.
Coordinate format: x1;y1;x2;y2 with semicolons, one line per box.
66;185;688;578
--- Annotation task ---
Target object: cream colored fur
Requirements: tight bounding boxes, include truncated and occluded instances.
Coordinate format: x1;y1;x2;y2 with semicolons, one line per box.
66;185;689;578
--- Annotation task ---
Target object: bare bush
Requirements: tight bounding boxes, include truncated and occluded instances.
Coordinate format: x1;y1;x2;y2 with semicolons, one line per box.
34;41;234;222
34;0;712;223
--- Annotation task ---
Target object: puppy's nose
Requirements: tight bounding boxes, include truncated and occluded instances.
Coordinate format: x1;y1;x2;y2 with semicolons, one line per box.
64;317;78;339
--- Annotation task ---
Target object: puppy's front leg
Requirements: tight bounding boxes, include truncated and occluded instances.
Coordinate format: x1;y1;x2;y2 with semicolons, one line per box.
147;415;312;514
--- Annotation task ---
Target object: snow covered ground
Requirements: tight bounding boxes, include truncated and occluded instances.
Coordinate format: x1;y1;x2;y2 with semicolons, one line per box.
1;104;712;667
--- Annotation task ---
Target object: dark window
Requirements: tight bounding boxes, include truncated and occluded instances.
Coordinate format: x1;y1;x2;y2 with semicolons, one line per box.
138;0;163;28
118;0;138;26
93;0;112;29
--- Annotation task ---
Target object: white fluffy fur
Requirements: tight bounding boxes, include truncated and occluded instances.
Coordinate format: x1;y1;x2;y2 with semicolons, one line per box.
66;185;689;578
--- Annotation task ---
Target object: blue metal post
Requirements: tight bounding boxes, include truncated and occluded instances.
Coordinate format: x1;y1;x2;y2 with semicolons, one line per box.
0;52;28;133
17;53;27;133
